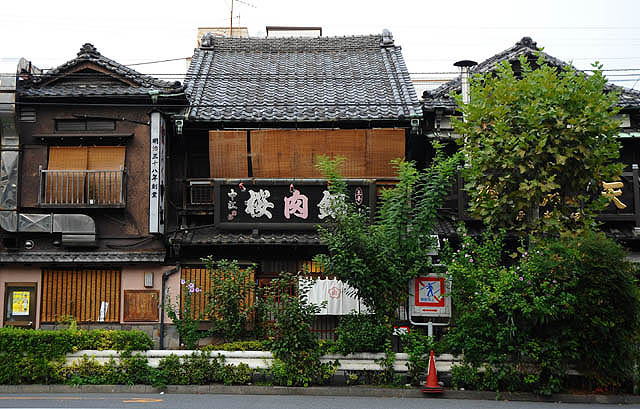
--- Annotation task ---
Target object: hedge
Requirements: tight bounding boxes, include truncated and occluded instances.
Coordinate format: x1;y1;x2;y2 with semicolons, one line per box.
0;328;153;385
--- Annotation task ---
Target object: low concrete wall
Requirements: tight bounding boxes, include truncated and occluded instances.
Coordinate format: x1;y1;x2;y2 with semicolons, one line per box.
66;350;462;373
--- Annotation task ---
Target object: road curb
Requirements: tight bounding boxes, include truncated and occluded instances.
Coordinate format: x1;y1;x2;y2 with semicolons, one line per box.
0;385;639;403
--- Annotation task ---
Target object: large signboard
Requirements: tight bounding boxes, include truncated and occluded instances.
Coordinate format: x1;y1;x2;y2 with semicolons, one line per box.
409;275;451;318
214;180;375;230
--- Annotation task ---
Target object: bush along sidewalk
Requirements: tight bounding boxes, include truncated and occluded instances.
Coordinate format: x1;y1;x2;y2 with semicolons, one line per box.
0;327;152;385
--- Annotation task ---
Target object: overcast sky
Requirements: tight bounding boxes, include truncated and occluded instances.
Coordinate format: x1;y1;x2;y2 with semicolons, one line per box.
1;0;639;90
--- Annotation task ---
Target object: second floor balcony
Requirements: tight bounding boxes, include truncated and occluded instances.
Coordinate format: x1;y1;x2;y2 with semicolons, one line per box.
38;167;126;208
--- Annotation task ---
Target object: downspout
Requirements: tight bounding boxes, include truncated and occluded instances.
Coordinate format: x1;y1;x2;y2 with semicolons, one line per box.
159;264;180;350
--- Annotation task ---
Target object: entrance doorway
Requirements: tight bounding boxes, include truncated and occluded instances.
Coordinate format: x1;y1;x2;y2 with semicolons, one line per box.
4;283;37;329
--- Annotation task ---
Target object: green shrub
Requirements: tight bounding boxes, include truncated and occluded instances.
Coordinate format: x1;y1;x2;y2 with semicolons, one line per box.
201;340;267;351
333;314;390;354
57;352;255;387
0;328;152;385
400;331;437;386
155;354;184;386
203;258;257;342
223;363;253;385
181;352;221;384
57;353;155;386
259;272;337;386
444;229;640;394
163;280;203;349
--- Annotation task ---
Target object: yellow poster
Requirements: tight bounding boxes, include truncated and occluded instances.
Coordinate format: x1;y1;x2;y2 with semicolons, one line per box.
11;291;29;316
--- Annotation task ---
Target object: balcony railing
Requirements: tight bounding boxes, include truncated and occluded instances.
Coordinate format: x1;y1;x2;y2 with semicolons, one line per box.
38;167;126;207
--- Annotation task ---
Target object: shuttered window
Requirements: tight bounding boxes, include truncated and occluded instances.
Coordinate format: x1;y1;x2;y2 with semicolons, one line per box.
41;268;121;323
208;130;248;178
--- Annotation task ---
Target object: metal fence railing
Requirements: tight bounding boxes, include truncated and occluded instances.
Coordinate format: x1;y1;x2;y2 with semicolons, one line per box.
39;167;126;207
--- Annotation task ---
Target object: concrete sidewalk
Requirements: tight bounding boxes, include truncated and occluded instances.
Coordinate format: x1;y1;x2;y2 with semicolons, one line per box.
0;385;639;404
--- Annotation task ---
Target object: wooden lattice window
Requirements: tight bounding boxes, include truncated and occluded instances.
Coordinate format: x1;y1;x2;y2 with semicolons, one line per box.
181;266;255;320
40;268;121;323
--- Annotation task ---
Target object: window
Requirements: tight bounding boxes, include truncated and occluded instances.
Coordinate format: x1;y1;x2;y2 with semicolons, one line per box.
42;146;125;206
208;128;406;179
18;107;36;122
55;119;116;132
180;266;255;320
40;268;121;323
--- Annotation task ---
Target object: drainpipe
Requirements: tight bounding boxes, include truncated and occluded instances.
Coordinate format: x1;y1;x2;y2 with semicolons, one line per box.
159;264;179;350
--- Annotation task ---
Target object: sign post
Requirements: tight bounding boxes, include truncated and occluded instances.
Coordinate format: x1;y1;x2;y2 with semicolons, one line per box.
409;269;451;337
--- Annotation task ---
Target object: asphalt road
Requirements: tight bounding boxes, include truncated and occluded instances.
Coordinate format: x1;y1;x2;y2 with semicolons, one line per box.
0;394;638;409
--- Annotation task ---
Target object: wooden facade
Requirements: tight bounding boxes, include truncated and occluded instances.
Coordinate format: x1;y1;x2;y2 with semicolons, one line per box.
40;268;121;323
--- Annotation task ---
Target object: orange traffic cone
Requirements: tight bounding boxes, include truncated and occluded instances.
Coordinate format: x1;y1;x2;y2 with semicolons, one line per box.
421;350;444;394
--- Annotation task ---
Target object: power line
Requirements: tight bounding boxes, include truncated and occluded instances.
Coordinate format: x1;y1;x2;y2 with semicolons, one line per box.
125;57;191;66
0;101;422;108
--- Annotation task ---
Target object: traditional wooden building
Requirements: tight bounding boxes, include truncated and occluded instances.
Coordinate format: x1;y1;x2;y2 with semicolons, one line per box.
422;37;640;251
164;30;422;339
0;44;184;345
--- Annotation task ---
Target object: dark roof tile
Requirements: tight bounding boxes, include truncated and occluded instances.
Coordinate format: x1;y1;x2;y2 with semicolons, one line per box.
185;32;421;122
18;43;182;98
423;37;640;110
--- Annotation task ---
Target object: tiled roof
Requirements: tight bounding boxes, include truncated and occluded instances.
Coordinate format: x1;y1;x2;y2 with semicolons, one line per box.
18;43;182;97
168;216;471;247
185;31;421;122
423;37;640;110
0;251;165;263
169;217;639;247
170;226;322;246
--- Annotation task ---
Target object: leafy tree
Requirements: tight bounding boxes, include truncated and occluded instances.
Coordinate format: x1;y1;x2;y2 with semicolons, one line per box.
453;55;623;234
203;258;256;342
315;151;461;326
443;230;640;394
259;272;336;386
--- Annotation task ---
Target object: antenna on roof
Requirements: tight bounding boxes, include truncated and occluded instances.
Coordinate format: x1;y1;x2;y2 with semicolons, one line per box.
228;0;256;36
229;0;234;37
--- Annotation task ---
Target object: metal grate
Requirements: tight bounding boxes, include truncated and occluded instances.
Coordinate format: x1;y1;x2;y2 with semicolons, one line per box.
189;181;214;205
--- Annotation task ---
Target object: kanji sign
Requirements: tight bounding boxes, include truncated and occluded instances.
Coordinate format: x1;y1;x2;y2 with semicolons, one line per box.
215;180;374;230
410;275;451;318
149;112;166;234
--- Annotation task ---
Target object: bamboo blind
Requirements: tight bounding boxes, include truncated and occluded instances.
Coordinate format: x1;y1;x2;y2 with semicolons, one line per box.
46;147;88;203
87;146;125;170
249;128;405;178
40;268;121;323
365;129;405;177
46;147;125;204
208;130;248;178
87;147;125;204
181;266;255;320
